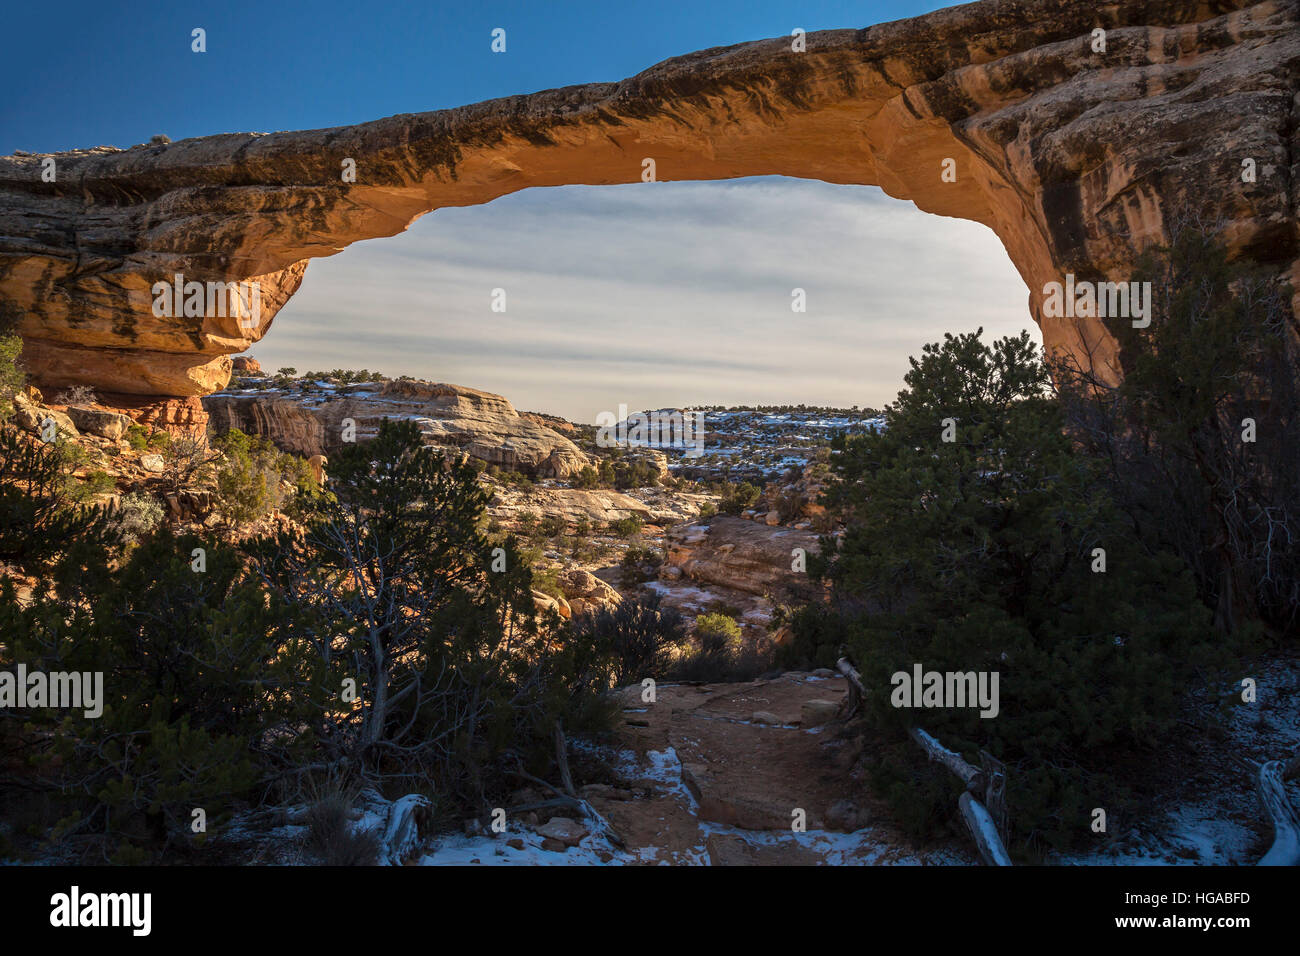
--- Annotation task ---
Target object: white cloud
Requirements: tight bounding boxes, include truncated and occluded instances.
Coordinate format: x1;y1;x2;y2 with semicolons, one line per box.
258;177;1036;422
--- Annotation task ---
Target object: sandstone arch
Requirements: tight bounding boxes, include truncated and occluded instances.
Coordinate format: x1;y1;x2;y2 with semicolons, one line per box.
0;0;1296;431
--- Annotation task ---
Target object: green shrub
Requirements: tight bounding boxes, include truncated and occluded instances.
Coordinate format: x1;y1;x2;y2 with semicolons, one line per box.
531;562;564;600
609;515;643;537
718;481;760;515
0;335;24;424
2;530;313;860
73;470;116;500
209;429;317;525
0;425;116;569
114;492;164;542
211;429;283;523
619;546;662;586
693;612;741;646
667;612;770;684
566;592;687;687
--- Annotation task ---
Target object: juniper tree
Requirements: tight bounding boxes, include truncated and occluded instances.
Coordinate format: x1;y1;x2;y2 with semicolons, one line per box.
806;329;1220;854
0;424;115;573
250;419;577;801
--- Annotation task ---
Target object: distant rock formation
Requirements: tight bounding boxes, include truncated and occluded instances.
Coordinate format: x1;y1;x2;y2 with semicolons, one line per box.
486;484;713;530
202;378;590;478
665;516;821;596
1;0;1294;417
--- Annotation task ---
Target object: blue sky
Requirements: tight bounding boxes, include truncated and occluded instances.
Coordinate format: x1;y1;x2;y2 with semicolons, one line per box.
1;1;1037;422
3;1;953;151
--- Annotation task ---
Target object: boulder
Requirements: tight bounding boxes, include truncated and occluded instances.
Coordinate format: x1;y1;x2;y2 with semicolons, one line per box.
560;568;621;617
825;799;871;833
800;699;840;728
536;817;588;848
665;516;819;596
13;397;77;439
64;405;132;440
681;763;797;830
531;589;571;620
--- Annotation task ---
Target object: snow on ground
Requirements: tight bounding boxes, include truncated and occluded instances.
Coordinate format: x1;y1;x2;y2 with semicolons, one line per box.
643;581;715;609
211;661;1298;866
1053;657;1300;866
416;740;962;866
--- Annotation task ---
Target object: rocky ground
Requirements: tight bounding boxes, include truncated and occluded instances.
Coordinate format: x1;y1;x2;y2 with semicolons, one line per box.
565;672;970;865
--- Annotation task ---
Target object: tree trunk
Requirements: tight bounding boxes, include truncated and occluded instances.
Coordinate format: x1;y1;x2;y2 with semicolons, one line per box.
1256;760;1300;866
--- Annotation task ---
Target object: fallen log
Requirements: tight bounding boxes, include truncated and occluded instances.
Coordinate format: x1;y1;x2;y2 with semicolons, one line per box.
911;727;1012;865
959;791;1014;867
909;726;984;792
836;656;866;694
554;720;577;798
836;655;1012;865
1255;759;1300;867
507;764;627;850
379;794;432;865
836;656;865;717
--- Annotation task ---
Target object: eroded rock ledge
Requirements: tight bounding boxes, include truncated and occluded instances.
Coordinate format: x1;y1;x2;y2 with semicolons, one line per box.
204;378;590;477
1;0;1296;414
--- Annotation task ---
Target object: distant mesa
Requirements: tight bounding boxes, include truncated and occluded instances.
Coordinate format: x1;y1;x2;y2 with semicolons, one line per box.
0;0;1295;433
203;376;589;479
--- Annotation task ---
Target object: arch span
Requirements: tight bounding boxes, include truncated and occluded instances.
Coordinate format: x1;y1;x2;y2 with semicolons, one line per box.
0;0;1296;426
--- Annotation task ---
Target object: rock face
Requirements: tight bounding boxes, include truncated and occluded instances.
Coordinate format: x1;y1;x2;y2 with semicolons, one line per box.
1;0;1295;405
666;516;820;596
486;484;711;529
203;378;589;477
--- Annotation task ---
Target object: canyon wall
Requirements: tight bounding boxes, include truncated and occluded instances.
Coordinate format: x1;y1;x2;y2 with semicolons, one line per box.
0;0;1296;428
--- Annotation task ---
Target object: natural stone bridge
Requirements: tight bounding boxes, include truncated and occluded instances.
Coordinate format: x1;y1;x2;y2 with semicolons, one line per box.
0;0;1296;430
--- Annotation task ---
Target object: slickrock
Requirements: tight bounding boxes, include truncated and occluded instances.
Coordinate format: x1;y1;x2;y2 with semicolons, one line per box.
1;0;1294;404
487;484;711;529
666;515;820;597
203;378;588;477
591;675;964;863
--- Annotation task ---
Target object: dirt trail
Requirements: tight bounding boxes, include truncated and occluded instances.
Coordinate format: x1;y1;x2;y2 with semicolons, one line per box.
578;672;970;865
